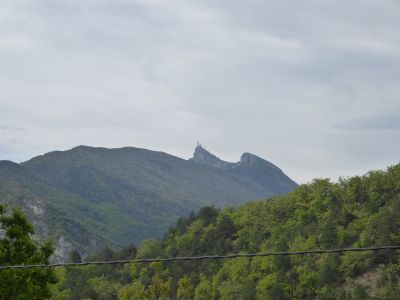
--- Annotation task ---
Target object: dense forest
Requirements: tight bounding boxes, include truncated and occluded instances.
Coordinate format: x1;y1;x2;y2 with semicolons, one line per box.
48;163;400;299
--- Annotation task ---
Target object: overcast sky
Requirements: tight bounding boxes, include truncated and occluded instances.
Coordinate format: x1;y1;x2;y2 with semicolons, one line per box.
0;0;399;183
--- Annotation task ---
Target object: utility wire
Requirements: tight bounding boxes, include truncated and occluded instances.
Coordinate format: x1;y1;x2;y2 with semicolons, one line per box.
0;245;399;270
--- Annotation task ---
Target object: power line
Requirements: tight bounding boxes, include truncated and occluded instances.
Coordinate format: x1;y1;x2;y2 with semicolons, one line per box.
0;245;399;271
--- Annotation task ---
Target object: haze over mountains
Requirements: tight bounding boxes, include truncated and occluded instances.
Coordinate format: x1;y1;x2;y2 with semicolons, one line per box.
0;145;297;261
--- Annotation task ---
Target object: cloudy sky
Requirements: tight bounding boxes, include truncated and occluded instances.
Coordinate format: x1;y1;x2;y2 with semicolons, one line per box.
0;0;399;183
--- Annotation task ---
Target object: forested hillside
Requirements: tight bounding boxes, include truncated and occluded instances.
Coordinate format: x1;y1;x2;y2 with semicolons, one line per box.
0;145;296;261
52;163;400;299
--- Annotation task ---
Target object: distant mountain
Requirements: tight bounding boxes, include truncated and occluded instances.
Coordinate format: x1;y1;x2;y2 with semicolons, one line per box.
0;145;297;261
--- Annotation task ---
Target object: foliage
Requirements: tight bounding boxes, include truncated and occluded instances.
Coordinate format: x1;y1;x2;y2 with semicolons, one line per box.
0;204;57;299
53;163;400;299
69;249;82;263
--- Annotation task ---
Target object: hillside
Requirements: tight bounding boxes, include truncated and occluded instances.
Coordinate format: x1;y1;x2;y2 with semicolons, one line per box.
54;163;400;299
0;145;296;261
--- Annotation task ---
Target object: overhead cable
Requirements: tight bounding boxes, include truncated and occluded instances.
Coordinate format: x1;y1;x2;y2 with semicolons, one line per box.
0;245;399;270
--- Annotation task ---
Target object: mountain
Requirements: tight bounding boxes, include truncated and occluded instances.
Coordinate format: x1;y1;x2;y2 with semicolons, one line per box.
0;145;297;261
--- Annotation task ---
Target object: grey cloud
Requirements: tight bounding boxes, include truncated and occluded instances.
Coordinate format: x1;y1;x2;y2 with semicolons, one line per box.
0;124;22;130
336;114;400;131
0;125;25;139
0;0;399;182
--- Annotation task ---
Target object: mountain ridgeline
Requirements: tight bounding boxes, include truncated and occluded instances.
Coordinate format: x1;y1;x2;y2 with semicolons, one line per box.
0;145;296;261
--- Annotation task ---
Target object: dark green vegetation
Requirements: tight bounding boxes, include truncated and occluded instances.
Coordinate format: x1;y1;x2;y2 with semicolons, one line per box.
0;204;56;299
0;145;296;260
51;163;400;299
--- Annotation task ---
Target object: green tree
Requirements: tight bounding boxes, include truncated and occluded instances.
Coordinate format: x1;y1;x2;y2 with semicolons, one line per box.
256;273;287;300
177;275;193;300
118;281;147;300
194;274;213;300
69;249;82;263
0;204;57;299
376;264;400;298
352;284;369;300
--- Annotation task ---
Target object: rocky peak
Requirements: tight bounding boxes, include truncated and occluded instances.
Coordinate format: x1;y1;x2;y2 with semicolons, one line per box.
240;152;263;166
192;145;219;163
190;145;233;169
190;145;285;174
239;152;283;173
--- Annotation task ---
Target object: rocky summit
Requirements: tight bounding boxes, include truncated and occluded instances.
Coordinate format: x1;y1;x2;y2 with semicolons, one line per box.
0;145;297;261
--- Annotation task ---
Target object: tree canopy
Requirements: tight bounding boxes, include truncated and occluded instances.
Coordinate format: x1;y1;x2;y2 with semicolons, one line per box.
0;204;57;299
52;163;400;299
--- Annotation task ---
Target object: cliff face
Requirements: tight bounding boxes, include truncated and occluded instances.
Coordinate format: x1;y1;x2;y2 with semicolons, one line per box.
0;145;297;261
191;145;234;169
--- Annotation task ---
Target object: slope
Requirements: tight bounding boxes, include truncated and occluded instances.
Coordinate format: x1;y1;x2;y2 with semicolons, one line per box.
0;145;297;260
55;162;400;299
0;161;112;261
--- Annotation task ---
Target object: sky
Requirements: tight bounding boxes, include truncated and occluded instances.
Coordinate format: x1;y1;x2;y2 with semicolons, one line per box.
0;0;399;183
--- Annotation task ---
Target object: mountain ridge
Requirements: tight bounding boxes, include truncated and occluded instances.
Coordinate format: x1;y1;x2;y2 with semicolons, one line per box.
190;144;288;174
0;145;297;261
